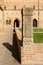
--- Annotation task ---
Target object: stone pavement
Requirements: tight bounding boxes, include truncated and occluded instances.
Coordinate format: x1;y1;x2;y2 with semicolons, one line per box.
0;29;21;65
0;41;21;65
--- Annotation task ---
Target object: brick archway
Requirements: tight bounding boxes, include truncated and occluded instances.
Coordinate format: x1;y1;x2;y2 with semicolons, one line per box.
14;19;19;28
33;18;37;27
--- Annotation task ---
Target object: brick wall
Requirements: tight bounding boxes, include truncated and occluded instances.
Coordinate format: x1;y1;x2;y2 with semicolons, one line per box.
20;44;43;64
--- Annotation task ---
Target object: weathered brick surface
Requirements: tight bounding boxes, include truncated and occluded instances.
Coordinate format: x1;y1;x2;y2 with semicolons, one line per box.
21;44;43;64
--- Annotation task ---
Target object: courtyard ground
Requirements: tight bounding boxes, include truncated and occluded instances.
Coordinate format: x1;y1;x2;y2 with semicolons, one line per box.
0;42;21;65
0;29;21;65
0;29;43;65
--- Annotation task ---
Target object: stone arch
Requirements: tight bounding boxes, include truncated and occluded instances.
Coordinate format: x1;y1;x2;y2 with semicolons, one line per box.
33;18;37;27
14;19;19;28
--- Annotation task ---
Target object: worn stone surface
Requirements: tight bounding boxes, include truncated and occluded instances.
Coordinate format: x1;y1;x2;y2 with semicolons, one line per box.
0;43;21;65
0;29;21;65
23;8;33;38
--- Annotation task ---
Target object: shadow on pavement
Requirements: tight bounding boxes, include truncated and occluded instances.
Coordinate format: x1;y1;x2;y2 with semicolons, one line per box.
18;39;22;46
2;43;21;63
2;29;21;64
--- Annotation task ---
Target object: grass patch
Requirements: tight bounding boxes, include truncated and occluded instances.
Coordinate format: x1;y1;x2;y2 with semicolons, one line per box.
18;28;22;32
18;28;43;43
33;33;43;43
33;28;43;32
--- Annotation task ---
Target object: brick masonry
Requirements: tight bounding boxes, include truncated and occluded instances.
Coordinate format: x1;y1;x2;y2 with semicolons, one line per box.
21;44;43;64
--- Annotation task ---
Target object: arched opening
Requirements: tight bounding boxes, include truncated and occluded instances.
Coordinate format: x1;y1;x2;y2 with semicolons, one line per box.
33;18;37;27
14;19;19;28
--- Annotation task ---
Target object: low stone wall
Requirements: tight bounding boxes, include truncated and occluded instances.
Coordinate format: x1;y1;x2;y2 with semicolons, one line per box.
21;43;43;64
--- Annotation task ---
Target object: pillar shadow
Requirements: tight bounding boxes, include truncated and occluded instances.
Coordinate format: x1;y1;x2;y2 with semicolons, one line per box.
2;29;22;63
18;39;22;46
3;43;13;53
2;43;21;63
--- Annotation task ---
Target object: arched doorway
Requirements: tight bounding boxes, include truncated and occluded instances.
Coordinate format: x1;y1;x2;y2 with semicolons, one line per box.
14;19;19;28
33;19;37;27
